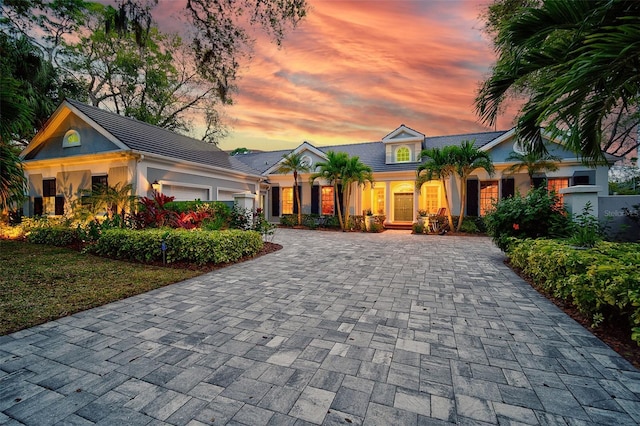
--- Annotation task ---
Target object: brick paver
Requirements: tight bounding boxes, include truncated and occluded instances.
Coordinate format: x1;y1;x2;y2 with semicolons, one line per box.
1;229;639;425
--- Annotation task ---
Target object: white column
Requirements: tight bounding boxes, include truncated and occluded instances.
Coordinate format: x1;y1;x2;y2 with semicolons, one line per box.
385;181;391;224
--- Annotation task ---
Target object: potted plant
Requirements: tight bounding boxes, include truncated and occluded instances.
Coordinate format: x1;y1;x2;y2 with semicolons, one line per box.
417;209;428;226
365;209;375;231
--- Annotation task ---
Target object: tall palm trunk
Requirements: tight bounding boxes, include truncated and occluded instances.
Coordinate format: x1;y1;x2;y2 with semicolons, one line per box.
342;182;351;231
293;171;302;225
457;180;466;232
441;177;454;230
334;182;344;230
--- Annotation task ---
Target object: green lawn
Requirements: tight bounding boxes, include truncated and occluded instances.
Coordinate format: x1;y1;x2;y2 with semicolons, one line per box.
0;240;204;335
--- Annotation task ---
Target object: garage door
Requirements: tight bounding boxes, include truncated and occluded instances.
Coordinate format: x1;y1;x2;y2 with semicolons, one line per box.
162;185;209;201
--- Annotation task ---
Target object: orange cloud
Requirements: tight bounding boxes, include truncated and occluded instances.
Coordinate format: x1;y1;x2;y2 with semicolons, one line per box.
150;0;520;150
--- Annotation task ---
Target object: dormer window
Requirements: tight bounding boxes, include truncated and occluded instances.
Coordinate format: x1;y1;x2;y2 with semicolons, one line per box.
396;146;410;162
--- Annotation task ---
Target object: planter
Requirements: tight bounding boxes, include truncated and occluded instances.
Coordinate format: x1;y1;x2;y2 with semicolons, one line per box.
365;216;375;231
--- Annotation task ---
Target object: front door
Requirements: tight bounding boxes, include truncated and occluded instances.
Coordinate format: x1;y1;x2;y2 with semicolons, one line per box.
394;193;413;221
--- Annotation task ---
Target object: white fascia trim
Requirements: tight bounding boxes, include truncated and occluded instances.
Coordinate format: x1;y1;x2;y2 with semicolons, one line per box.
382;125;425;143
479;128;516;152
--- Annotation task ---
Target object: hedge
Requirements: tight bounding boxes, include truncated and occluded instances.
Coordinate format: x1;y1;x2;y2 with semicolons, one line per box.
26;226;79;246
508;239;640;343
87;228;264;265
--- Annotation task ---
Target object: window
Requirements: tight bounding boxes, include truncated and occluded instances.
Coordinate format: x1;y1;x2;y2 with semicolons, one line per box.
396;147;410;162
548;178;569;205
92;175;108;193
424;186;439;213
282;187;293;214
62;129;81;147
374;187;385;215
480;181;499;216
321;186;334;215
43;178;57;215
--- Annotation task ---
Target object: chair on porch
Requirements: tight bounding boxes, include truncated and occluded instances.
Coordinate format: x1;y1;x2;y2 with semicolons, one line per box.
428;208;447;233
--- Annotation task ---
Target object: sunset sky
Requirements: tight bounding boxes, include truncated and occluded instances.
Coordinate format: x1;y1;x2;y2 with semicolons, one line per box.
154;0;520;151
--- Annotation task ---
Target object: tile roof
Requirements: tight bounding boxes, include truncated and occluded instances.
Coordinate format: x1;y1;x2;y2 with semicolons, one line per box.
66;99;261;176
236;130;509;174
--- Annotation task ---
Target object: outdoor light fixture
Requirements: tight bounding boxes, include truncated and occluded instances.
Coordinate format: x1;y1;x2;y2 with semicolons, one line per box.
151;180;160;192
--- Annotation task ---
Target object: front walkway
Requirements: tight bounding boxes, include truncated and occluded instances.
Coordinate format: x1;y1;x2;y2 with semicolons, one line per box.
1;229;639;425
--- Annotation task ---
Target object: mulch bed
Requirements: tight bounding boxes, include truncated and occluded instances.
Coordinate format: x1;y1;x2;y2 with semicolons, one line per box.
506;259;640;370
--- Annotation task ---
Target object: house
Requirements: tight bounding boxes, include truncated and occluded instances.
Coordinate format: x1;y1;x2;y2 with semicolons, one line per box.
20;99;264;217
234;125;610;226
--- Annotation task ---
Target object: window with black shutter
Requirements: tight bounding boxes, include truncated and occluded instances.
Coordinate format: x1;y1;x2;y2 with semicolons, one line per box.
92;175;108;193
501;178;515;199
311;185;320;214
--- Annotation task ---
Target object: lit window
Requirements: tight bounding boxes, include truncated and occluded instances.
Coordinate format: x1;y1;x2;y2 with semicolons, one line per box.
424;186;439;213
63;129;81;147
396;147;410;162
548;178;570;205
282;187;293;214
321;186;334;215
480;181;499;216
374;187;385;215
43;178;57;215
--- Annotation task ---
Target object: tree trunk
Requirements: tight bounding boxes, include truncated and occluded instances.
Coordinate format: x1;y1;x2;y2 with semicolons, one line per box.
457;177;466;232
334;182;344;230
441;177;454;231
342;183;351;231
294;171;301;226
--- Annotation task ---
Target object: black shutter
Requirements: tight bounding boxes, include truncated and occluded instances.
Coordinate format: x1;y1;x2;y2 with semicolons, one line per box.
532;177;546;189
337;184;343;217
34;197;43;216
501;178;515;199
466;179;479;217
311;185;320;214
55;196;64;215
271;186;280;217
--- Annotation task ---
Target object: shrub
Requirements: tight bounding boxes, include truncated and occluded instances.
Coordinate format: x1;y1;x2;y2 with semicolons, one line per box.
412;222;425;234
279;214;298;227
87;229;264;265
484;187;571;251
27;226;79;246
458;219;480;234
508;239;640;344
568;201;605;248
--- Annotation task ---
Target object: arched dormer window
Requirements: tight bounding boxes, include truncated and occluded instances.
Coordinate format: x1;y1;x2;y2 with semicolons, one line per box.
396;146;410;162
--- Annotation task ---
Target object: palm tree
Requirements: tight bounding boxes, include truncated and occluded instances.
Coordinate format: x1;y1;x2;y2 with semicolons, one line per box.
310;151;348;230
453;140;494;232
340;155;374;231
310;151;373;231
475;0;640;164
505;150;561;187
416;146;457;231
277;152;311;225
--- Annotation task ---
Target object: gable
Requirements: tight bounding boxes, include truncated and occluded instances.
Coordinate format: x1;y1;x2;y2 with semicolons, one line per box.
487;132;579;163
22;111;122;161
264;141;328;175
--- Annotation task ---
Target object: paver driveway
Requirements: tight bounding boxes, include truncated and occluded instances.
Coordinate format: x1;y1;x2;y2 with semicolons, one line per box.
1;229;639;425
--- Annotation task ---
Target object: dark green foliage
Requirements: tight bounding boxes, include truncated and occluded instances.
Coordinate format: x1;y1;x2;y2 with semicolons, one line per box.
568;202;605;248
87;228;263;265
484;187;571;251
509;239;640;344
27;226;79;246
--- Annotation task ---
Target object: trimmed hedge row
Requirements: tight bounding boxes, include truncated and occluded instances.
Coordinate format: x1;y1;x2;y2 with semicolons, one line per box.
27;226;79;246
86;228;264;265
508;239;640;343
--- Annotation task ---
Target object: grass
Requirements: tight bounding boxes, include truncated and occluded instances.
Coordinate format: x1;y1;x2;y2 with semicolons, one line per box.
0;240;204;335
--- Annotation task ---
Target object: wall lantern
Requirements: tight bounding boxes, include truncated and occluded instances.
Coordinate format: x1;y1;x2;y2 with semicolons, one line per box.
151;180;160;192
